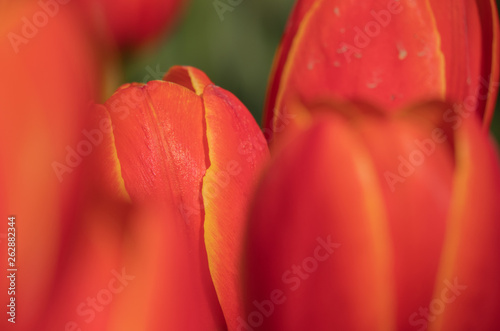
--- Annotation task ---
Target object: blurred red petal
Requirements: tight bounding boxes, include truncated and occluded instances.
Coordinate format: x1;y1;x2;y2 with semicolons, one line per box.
0;2;101;329
354;101;455;328
429;116;500;330
247;99;500;329
79;0;187;48
245;106;396;330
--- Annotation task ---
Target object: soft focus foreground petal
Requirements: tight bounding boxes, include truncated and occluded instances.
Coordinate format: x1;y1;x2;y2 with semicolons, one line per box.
102;81;226;330
249;98;500;329
78;0;187;49
350;101;455;329
41;199;228;330
265;0;447;140
244;108;395;330
429;117;500;331
0;2;100;329
164;65;213;96
107;204;227;330
38;198;129;331
202;85;270;330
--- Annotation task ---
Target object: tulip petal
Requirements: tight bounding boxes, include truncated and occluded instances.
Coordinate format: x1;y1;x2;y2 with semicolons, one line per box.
245;105;396;330
475;0;500;128
164;65;213;96
202;85;270;330
102;81;227;329
263;0;317;134
0;2;100;329
353;101;456;328
38;198;130;331
429;0;499;128
78;0;186;48
266;0;448;139
104;81;207;227
108;204;228;331
429;116;500;331
86;104;130;201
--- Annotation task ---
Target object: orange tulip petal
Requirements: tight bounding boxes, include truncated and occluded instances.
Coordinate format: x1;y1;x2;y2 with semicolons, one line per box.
0;2;100;329
86;103;130;201
103;81;207;225
352;101;455;328
245;108;396;330
164;65;213;96
39;198;129;331
429;116;500;331
202;85;270;330
429;0;500;128
267;0;447;138
263;0;317;136
102;81;227;329
107;204;227;331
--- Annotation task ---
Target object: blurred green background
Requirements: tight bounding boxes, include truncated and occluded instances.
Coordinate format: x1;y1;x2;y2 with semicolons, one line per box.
125;0;500;144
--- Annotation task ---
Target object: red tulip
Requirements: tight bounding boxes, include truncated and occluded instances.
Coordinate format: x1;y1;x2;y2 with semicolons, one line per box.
43;66;269;330
77;0;187;49
264;0;500;142
0;1;101;329
244;99;500;330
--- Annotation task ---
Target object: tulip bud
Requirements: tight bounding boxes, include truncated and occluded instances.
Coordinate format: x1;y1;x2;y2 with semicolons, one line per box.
67;66;269;330
264;0;500;141
245;99;500;330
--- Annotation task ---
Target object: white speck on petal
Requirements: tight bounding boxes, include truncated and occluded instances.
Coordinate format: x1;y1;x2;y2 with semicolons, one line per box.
340;28;346;34
334;61;341;67
397;44;408;60
366;72;383;89
334;7;340;16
